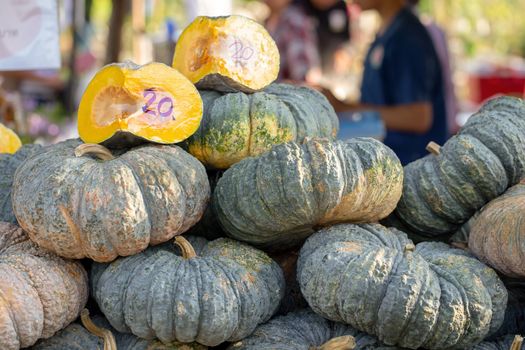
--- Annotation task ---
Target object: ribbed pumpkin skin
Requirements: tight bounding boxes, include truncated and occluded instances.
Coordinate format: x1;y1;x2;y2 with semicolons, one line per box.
31;316;207;350
228;309;392;350
91;236;285;347
0;144;43;224
214;138;403;249
0;222;88;350
469;182;525;278
297;223;507;350
11;139;210;262
395;96;525;236
187;84;339;169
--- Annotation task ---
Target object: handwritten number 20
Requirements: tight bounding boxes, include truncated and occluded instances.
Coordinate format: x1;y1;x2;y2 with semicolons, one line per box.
142;89;174;120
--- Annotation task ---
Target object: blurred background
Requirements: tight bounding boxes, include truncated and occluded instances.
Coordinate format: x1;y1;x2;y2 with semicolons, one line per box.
1;0;525;144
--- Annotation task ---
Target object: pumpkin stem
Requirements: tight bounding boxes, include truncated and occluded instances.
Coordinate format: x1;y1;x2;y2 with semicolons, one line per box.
80;309;117;350
75;143;115;161
510;335;523;350
426;141;441;156
313;336;356;350
404;243;416;253
174;236;197;259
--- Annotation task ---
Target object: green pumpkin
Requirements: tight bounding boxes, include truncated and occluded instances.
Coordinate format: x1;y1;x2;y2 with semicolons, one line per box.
31;311;206;350
468;182;525;278
186;83;339;169
91;236;285;347
11;139;210;262
228;309;385;350
0;144;43;224
297;223;507;349
214;137;403;250
394;96;525;237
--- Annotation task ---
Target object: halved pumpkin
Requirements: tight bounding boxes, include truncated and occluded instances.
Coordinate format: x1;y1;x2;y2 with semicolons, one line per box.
0;123;22;154
78;61;203;146
173;15;279;93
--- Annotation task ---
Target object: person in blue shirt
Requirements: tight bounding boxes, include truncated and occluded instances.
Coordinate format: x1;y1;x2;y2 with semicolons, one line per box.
324;0;447;164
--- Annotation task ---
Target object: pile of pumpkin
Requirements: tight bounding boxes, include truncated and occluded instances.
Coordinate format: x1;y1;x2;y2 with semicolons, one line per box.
1;15;524;350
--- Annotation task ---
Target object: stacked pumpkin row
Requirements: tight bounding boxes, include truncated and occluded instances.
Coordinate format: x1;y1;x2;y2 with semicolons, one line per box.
1;14;524;350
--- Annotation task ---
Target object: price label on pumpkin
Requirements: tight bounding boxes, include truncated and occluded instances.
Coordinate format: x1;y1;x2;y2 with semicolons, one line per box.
0;0;60;70
140;89;176;125
229;37;255;67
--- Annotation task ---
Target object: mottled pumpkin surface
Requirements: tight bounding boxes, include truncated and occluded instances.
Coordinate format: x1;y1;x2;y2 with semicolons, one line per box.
91;236;285;347
0;222;88;350
187;84;339;169
173;15;279;93
214;138;403;249
31;314;207;350
469;182;525;278
395;96;525;236
11;139;210;262
0;144;43;224
297;223;507;350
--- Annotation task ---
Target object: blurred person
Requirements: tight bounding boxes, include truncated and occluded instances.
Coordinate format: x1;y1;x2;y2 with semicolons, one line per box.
265;0;321;82
299;0;351;74
324;0;447;165
407;0;459;135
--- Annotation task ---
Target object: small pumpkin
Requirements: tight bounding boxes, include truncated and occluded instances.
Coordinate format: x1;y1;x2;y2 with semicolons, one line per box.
297;223;507;349
0;122;22;154
469;181;525;278
0;222;88;350
91;236;285;347
394;96;525;237
173;15;279;93
187;84;339;169
12;139;210;262
78;61;203;147
0;144;43;224
228;309;362;350
32;309;207;350
214;138;403;250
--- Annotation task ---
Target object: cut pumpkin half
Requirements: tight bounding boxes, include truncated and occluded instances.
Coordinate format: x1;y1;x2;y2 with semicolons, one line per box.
0;123;22;154
78;61;203;146
173;15;280;93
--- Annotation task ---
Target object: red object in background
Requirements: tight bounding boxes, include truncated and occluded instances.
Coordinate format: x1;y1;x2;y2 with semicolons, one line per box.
469;70;525;103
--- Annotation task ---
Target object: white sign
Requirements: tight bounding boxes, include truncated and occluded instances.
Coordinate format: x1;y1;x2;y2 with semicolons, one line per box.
0;0;60;71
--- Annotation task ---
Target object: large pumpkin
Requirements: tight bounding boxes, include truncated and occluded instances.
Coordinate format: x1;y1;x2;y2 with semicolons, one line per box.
0;122;22;154
0;144;42;224
469;181;525;278
91;236;285;347
173;15;279;93
214;138;403;250
0;222;88;350
297;223;507;349
32;310;207;350
11;139;210;262
394;96;525;236
78;61;203;147
186;84;339;169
